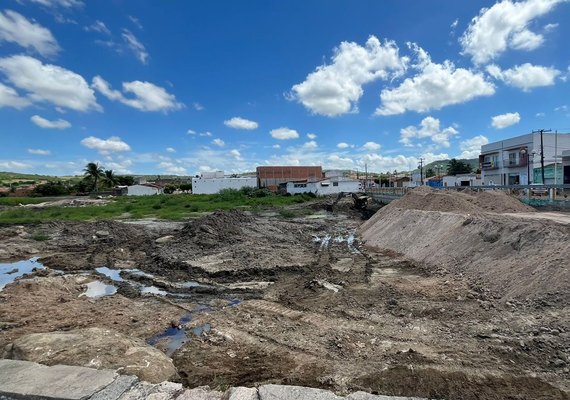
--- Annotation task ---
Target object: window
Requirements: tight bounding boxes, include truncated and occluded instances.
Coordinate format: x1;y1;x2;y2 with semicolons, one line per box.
333;182;339;187
508;152;518;166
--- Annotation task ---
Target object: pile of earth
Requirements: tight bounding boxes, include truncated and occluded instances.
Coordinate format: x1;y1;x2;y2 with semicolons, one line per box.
179;210;254;248
384;186;535;214
360;189;570;301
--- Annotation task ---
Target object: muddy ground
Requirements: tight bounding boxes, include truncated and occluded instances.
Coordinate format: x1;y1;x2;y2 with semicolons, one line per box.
0;203;569;400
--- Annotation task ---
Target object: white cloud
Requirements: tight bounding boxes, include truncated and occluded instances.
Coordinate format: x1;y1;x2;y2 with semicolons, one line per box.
187;129;196;135
0;55;100;112
460;0;563;64
270;127;299;140
0;160;32;170
272;144;281;149
536;112;545;117
30;114;71;129
121;29;148;64
290;36;408;116
26;0;83;8
376;45;494;115
92;76;183;112
27;148;51;155
307;133;317;140
457;135;489;159
193;102;204;111
158;161;186;175
303;140;318;149
229;149;242;160
362;141;381;151
212;138;225;147
84;20;110;35
200;131;212;137
224;117;259;130
128;16;143;30
336;142;350;149
400;116;458;148
0;82;31;109
491;112;521;129
486;63;560;91
166;147;176;153
81;136;131;154
0;10;60;57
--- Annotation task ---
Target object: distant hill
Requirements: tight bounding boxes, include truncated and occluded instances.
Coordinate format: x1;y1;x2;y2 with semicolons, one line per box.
0;171;67;182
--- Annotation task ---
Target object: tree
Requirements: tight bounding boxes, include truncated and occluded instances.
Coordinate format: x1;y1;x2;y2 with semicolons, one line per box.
425;168;435;178
83;162;104;193
446;159;472;175
103;170;118;188
116;175;135;186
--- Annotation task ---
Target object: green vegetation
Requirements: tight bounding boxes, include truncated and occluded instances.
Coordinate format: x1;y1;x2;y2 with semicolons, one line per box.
446;158;473;175
31;233;50;241
0;189;316;224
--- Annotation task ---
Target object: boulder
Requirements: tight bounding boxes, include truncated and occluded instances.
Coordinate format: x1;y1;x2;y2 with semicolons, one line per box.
2;327;177;383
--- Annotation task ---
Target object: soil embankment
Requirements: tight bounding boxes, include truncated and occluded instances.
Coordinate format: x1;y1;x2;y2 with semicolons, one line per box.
360;188;570;302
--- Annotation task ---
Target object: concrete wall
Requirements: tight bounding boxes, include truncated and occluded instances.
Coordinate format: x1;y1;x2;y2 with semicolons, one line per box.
286;179;360;196
192;177;257;194
127;185;162;196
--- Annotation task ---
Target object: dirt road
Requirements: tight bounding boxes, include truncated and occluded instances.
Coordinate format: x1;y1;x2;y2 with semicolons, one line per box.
0;203;568;400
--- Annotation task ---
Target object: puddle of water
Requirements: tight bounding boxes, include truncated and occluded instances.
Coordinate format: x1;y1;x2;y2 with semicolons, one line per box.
0;258;45;291
80;281;117;298
313;232;360;253
95;267;125;282
180;281;201;288
141;286;168;296
191;323;211;336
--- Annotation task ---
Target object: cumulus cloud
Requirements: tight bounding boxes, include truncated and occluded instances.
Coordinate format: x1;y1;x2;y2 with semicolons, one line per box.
290;36;408;116
193;102;204;111
336;142;350;149
0;160;32;170
80;136;131;154
0;82;31;109
303;140;318;149
121;29;148;64
158;161;186;175
272;144;281;149
486;63;560;91
307;133;317;140
491;112;521;129
224;117;258;130
457;135;489;159
0;10;60;57
270;127;299;140
212;138;225;147
460;0;563;64
166;147;176;153
400;116;458;148
92;76;183;112
362;141;381;151
30;114;71;129
128;16;143;30
84;20;111;35
229;149;242;160
376;45;494;115
26;0;83;8
28;148;51;155
0;55;100;112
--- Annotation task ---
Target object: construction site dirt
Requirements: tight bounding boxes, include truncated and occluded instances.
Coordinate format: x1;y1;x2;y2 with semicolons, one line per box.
0;191;569;400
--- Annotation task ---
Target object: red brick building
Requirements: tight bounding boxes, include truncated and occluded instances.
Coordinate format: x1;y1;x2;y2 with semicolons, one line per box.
256;166;323;191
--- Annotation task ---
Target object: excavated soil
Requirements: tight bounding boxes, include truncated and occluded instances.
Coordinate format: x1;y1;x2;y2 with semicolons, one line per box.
0;203;569;400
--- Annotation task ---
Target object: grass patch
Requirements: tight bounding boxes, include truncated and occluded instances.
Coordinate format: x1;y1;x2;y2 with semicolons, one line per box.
0;197;47;206
0;192;316;224
31;232;50;241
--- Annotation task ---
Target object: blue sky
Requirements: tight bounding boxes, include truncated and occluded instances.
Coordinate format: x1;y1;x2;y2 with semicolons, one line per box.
1;0;569;176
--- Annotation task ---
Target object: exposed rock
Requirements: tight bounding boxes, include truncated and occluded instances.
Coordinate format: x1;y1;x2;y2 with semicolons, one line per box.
2;327;177;383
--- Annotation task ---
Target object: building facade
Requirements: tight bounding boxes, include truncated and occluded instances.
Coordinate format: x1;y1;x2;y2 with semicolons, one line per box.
257;166;323;191
285;177;361;196
127;184;163;196
191;173;257;194
479;132;570;185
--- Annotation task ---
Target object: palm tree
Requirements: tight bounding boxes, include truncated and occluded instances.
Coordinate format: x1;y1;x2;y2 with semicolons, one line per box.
103;169;118;188
83;162;103;193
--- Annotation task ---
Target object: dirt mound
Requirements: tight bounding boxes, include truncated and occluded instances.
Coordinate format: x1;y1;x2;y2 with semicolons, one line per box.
360;207;570;301
386;188;534;214
180;210;254;248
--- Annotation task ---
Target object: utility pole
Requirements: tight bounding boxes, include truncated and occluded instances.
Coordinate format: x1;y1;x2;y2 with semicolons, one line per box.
364;163;368;190
418;158;424;186
532;129;551;184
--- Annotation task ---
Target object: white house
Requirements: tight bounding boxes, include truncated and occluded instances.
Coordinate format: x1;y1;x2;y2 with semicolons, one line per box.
480;132;570;185
127;184;163;196
192;172;257;194
286;177;361;196
442;174;482;187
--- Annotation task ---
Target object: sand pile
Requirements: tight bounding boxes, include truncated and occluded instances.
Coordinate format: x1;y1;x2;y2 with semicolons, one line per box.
179;210;254;248
384;187;534;214
361;190;570;301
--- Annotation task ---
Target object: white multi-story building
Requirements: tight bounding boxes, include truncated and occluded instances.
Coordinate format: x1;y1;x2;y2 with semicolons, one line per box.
480;132;570;185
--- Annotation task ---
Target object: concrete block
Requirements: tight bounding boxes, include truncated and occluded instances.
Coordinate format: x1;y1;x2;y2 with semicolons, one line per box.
258;385;341;400
223;387;258;400
0;359;116;400
90;375;138;400
176;386;223;400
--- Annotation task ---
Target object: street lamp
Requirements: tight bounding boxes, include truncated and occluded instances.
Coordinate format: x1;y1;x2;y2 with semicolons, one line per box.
520;148;528;185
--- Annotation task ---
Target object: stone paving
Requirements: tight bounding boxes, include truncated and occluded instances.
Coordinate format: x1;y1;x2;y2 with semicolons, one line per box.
0;360;428;400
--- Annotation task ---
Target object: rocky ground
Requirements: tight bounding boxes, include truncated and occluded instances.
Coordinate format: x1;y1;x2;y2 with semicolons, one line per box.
0;198;569;400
